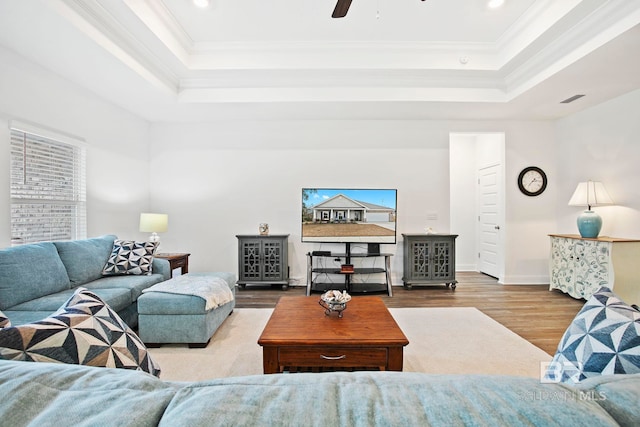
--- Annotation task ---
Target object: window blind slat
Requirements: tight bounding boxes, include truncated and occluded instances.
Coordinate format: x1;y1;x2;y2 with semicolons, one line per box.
9;128;87;245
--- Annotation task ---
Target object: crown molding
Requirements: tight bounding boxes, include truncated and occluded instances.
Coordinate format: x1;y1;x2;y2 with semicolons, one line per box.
54;0;179;93
494;0;581;66
49;0;640;106
177;86;508;104
504;0;640;98
122;0;192;65
187;40;499;71
179;69;503;89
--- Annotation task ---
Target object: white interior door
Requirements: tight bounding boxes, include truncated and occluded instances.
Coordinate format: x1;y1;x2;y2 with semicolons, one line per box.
478;164;502;278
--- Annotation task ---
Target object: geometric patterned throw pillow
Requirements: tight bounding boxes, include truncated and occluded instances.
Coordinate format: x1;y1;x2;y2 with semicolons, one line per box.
0;288;160;377
544;286;640;384
102;239;157;276
0;309;10;329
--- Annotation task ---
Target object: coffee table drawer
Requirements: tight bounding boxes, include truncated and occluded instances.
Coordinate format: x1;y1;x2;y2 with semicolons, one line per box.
279;347;388;368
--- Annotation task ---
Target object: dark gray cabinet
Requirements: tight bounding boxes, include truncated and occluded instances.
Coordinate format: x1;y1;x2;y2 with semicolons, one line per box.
402;234;457;290
236;235;289;290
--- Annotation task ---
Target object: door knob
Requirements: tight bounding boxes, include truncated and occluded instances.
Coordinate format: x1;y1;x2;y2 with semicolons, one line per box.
495;225;500;230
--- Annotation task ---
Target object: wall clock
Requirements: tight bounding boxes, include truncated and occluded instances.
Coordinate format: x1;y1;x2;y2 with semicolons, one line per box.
518;166;547;196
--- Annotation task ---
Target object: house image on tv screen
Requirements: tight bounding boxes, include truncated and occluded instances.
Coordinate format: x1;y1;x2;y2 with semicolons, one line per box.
311;194;394;223
301;189;397;243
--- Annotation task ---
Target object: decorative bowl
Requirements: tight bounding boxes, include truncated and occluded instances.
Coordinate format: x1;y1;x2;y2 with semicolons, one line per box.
319;290;351;318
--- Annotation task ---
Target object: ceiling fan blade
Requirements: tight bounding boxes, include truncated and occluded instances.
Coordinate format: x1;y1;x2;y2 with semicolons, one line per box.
332;0;353;18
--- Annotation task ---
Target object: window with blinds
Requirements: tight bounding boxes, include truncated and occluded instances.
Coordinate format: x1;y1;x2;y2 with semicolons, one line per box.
9;125;87;245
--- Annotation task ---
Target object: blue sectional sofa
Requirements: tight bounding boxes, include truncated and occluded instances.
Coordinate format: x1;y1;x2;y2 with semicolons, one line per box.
0;235;170;328
0;360;638;426
138;272;237;347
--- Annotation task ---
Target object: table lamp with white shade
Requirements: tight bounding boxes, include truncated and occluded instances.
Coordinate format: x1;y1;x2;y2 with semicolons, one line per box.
139;213;168;245
568;181;613;238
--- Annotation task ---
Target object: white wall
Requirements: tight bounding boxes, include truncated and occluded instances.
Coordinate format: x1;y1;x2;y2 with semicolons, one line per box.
503;123;558;283
0;46;151;247
149;120;557;286
555;88;640;239
450;134;478;271
148;121;451;285
7;42;623;287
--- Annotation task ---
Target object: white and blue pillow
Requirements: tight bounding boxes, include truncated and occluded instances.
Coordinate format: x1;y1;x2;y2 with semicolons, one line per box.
102;239;157;276
0;310;9;329
0;288;160;377
545;286;640;384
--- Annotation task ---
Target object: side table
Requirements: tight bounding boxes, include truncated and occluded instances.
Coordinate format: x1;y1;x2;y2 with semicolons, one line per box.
155;253;190;277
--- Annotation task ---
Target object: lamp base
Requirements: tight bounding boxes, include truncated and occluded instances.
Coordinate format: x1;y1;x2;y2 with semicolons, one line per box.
576;210;602;238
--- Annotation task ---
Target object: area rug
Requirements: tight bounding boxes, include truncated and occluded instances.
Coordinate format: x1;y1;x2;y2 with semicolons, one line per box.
147;307;551;382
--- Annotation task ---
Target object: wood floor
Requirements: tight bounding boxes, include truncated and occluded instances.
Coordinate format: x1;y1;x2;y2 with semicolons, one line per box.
235;272;585;355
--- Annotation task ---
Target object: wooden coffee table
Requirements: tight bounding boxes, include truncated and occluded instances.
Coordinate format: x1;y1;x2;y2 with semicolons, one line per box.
258;296;409;374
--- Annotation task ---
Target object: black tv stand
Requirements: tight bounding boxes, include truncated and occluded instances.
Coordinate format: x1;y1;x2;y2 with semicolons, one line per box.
306;243;393;297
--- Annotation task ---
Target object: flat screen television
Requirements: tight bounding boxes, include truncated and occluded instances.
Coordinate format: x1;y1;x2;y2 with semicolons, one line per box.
301;188;397;244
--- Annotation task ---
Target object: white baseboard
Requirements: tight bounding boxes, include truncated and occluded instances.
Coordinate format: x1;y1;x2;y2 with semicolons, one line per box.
290;273;551;287
500;274;549;285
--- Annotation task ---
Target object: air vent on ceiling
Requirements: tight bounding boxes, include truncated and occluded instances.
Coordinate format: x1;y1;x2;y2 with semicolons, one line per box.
560;94;586;104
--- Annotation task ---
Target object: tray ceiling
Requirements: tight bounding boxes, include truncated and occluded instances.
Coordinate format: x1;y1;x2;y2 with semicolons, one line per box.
0;0;639;121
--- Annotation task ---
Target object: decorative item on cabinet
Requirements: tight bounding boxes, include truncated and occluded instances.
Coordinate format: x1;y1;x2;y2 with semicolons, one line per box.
568;181;614;238
549;234;640;305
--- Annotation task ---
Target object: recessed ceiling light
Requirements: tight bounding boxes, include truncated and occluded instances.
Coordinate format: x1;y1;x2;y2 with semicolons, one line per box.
193;0;209;8
488;0;505;8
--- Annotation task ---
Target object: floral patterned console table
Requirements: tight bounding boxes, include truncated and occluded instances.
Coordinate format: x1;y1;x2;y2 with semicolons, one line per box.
549;234;640;305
